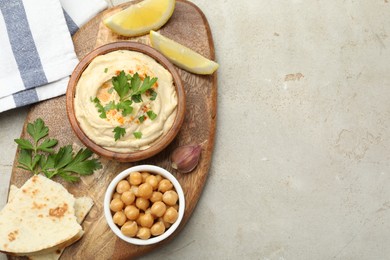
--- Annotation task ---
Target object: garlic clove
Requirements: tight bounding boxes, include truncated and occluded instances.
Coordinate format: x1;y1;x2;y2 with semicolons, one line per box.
170;145;202;173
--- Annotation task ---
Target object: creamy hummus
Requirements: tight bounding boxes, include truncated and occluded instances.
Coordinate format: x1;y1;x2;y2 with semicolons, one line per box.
74;50;178;153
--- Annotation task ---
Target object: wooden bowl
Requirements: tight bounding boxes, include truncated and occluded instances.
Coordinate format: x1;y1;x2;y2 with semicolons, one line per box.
66;42;185;162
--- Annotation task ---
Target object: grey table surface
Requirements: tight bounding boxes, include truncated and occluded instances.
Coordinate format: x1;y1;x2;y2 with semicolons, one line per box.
2;0;390;259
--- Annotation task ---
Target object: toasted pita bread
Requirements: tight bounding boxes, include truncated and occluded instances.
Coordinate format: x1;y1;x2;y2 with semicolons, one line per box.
0;175;83;256
8;185;94;259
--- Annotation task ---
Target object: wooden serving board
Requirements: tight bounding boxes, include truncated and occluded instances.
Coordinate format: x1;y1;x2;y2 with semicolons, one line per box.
8;0;217;259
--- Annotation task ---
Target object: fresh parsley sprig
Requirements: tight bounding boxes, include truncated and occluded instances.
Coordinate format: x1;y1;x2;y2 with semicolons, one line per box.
15;118;102;182
113;71;158;104
92;70;159;141
113;70;131;101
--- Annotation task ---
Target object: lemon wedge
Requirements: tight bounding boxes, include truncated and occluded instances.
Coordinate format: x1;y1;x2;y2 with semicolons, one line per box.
104;0;176;36
149;30;219;75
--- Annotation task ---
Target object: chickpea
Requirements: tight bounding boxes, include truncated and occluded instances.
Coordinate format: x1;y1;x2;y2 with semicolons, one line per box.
151;221;166;236
112;192;121;199
129;171;142;185
141;172;150;182
121;221;138;237
121;191;135;205
150;191;163;203
112;211;127;226
136;213;145;226
158;217;171;229
163;207;178;224
138;213;154;228
158;179;173;193
110;198;124;212
145;175;159;190
162;190;178;206
135;197;150;211
124;205;139;221
130;185;139;197
155;174;163;184
138;183;153;199
172;204;179;211
116;180;130;194
151;201;166;217
137;227;151;240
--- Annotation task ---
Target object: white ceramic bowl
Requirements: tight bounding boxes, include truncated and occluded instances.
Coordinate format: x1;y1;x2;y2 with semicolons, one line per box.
104;165;185;245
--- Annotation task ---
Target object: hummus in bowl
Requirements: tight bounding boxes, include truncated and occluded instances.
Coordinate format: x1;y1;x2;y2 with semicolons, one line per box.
66;42;185;162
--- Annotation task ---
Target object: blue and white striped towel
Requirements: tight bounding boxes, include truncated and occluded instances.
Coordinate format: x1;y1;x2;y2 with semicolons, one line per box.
0;0;108;113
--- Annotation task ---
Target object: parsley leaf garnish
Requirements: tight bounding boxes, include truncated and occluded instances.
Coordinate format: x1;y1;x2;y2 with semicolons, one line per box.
39;146;101;182
131;94;143;103
15;118;58;154
112;71;130;100
147;110;158;120
130;73;141;93
104;101;116;111
92;97;106;118
37;139;58;153
149;89;157;101
15;118;102;182
112;71;157;104
116;100;133;116
139;76;158;94
133;132;142;139
18;149;40;173
93;70;158;141
113;126;126;141
138;115;146;123
27;118;48;144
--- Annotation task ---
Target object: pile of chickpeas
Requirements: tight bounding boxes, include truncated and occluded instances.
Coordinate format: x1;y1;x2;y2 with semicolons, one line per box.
109;171;180;240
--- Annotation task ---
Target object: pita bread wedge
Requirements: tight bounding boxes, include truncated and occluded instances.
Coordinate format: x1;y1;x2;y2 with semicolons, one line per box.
8;186;93;224
7;184;18;202
8;186;94;260
73;196;94;224
0;175;83;256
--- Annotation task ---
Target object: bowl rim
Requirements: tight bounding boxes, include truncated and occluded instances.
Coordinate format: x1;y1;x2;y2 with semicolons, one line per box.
66;41;186;162
103;165;185;245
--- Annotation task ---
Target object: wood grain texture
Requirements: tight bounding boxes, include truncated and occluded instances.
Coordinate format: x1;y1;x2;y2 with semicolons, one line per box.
8;0;217;259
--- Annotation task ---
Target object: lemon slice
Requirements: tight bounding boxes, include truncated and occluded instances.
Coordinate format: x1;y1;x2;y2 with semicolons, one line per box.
104;0;176;36
149;30;219;75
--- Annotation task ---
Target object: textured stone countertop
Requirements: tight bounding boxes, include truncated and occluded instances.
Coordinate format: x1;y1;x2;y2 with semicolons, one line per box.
1;0;390;259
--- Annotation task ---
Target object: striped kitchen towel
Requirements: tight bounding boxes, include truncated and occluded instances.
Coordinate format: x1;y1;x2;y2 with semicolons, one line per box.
0;0;108;113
